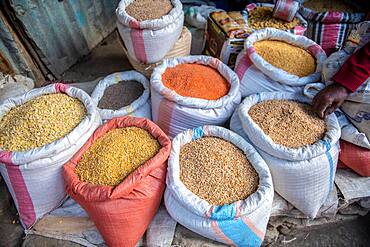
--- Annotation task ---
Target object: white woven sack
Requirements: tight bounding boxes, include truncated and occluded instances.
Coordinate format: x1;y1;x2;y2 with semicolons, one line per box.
91;71;151;121
116;0;184;64
0;83;101;229
165;125;274;246
230;92;341;218
234;28;327;97
150;55;241;139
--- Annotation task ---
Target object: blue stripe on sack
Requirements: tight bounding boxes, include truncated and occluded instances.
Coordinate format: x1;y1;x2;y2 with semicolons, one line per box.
211;205;262;246
192;126;204;140
323;140;334;194
256;93;261;103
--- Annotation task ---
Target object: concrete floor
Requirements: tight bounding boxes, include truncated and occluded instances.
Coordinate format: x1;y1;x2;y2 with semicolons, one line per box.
2;30;370;247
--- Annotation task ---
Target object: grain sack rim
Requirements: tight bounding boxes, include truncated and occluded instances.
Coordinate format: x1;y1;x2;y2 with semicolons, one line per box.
166;125;274;220
246;3;308;33
0;83;100;165
116;0;183;30
150;55;240;109
238;92;341;161
91;71;150;120
64;116;171;202
245;28;327;86
299;0;365;23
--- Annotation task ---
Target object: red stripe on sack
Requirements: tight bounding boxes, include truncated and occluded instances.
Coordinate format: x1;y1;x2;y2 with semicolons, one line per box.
130;28;148;63
235;54;253;80
246;3;257;12
211;221;235;246
54;83;69;93
205;206;214;218
307;44;324;57
128;19;140;29
234;201;241;219
321;14;341;54
282;0;291;21
241;216;265;241
247;47;255;56
2;152;36;228
294;26;305;35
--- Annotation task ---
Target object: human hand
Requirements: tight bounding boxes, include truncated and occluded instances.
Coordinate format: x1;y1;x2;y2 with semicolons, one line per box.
312;84;350;118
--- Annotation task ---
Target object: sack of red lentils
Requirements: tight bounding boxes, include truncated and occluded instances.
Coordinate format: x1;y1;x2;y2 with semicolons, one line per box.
91;71;152;121
64;116;171;247
234;28;327;97
0;83;101;228
299;0;365;55
116;0;184;64
151;55;241;139
230;92;341;218
165;125;274;246
245;3;308;35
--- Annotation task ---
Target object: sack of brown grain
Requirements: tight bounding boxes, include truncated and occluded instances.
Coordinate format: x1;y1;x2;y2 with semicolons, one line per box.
234;28;327;98
0;84;101;228
116;0;184;64
230;92;341;218
91;71;151;121
165;125;274;246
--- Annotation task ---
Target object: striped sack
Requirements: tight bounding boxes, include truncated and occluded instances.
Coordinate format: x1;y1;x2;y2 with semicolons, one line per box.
116;0;184;64
230;92;341;218
299;2;365;55
165;126;274;247
0;84;101;228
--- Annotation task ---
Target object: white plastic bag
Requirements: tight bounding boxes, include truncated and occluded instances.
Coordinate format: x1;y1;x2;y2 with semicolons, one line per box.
234;28;327;97
0;83;101;228
230;92;341;218
116;0;184;64
150;55;241;139
0;73;35;103
91;71;151;121
165;125;274;246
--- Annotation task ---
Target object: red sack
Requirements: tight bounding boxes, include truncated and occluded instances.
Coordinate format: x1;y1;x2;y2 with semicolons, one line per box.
339;140;370;177
63;117;171;247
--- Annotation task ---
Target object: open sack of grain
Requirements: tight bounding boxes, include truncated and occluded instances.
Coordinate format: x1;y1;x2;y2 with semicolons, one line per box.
299;0;365;55
116;0;184;64
91;71;151;121
165;125;274;246
245;3;307;35
0;83;101;228
151;55;241;139
235;28;327;97
63;116;171;247
230;92;341;218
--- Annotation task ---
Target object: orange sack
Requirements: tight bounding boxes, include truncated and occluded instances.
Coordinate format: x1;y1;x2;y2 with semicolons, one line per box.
63;117;171;247
339;140;370;177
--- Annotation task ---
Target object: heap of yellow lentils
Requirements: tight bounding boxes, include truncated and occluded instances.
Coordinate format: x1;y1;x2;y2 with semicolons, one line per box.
76;127;161;187
0;93;86;151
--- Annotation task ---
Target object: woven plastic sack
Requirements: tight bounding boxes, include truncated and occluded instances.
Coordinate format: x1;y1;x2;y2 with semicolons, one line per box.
165;125;274;246
64;117;171;247
91;71;151;121
234;28;327;97
116;0;184;64
230;92;341;218
0;83;101;228
299;0;365;55
245;3;308;35
339;140;370;177
151;55;241;139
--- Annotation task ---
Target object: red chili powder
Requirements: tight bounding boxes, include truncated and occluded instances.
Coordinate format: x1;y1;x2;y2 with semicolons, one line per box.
162;64;230;100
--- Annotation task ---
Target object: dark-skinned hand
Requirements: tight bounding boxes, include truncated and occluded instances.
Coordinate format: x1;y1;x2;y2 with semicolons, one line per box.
312;83;350;119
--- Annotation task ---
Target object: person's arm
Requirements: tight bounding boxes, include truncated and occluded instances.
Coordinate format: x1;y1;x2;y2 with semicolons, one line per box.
313;42;370;118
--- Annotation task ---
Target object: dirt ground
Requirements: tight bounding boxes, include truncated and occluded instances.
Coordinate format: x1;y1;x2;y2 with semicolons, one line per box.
1;30;370;247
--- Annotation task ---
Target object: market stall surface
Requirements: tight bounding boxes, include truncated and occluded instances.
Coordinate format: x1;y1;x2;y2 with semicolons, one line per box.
1;31;370;247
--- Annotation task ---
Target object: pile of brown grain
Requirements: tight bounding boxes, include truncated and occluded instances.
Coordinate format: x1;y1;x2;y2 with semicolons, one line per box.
126;0;173;21
303;0;356;12
249;100;326;148
248;7;300;30
98;81;144;110
180;137;259;205
254;40;316;77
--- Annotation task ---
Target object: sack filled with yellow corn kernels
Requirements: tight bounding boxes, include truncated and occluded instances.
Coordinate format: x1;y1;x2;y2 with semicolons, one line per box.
63;116;171;247
0;83;101;228
234;28;327;98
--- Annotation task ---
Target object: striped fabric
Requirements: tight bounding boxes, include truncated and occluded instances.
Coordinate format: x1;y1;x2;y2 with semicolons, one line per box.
299;4;365;55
